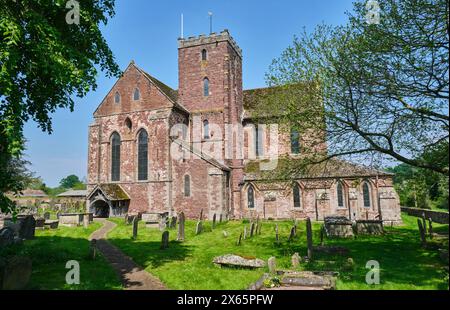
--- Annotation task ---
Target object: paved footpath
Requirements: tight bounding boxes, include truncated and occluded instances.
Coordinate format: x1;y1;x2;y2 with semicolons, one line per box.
89;218;167;290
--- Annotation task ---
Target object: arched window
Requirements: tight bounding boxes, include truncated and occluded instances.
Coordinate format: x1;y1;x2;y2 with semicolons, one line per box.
255;125;264;157
291;128;300;154
363;182;371;208
203;120;210;139
203;78;209;96
184;175;191;197
337;181;345;208
125;118;132;132
133;88;140;100
114;92;120;104
111;132;121;181
248;185;255;209
201;49;207;61
293;184;301;208
137;130;148;181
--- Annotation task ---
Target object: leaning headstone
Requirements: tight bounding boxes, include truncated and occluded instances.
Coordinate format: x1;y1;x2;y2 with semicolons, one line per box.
83;214;89;228
236;232;243;246
212;214;216;229
268;257;276;274
417;219;426;247
275;224;280;244
89;239;97;260
195;221;203;235
288;226;296;242
43;212;50;220
258;222;262;235
199;209;203;221
132;217;138;240
219;214;223;223
177;212;185;241
250;222;255;237
160;231;169;250
306;218;313;260
428;218;433;238
170;216;177;229
291;252;301;269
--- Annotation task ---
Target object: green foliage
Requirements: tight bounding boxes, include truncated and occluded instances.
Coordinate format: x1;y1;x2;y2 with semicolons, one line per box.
59;174;81;189
0;0;120;214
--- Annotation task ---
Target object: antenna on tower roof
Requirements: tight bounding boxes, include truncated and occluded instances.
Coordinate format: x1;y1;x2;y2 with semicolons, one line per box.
208;11;213;34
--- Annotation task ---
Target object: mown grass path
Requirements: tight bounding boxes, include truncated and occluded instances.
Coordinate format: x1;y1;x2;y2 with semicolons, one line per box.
90;219;167;290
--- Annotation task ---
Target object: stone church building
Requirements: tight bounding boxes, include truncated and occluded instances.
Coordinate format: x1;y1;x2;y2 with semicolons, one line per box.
86;30;402;225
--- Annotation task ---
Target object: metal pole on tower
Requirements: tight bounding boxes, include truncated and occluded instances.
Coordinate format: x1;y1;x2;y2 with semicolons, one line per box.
181;14;184;39
208;12;213;34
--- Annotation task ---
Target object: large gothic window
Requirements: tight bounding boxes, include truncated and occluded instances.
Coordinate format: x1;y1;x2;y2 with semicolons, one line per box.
248;185;255;209
184;175;191;197
291;128;300;154
137;130;148;181
337;181;345;208
111;132;121;181
363;182;371;208
203;78;209;96
293;184;301;208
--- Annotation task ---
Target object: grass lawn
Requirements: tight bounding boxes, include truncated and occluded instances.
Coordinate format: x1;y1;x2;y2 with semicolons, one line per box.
0;222;122;290
107;213;449;290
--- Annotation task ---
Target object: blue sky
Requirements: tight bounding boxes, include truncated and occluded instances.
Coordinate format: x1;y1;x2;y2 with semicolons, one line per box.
23;0;355;187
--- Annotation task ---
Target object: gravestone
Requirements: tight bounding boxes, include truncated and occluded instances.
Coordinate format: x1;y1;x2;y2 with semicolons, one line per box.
306;218;313;260
250;222;255;237
212;214;216;229
288;226;296;242
170;216;177;229
35;217;45;230
422;213;427;234
417;219;426;247
320;225;325;246
223;230;228;238
219;214;223;223
237;232;243;246
258;223;262;235
124;214;129;224
43;212;50;220
275;224;280;244
243;226;248;239
83;214;89;228
161;231;169;250
132;217;138;240
177;212;185;241
56;212;60;219
0;227;15;247
0;256;32;290
428;218;433;238
291;252;301;269
195;221;203;235
90;239;97;260
199;209;203;221
18;215;35;240
268;257;276;274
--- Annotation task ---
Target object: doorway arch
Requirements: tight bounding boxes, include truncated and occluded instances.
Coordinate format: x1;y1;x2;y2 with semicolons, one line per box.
91;200;110;218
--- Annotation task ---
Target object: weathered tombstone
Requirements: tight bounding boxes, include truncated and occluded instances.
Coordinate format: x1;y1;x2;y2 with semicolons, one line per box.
0;256;32;290
199;209;203;221
236;232;243;246
250;222;255;237
212;214;216;229
422;213;427;234
124;214;129;224
89;239;97;260
170;216;177;229
417;219;426;247
268;256;276;274
43;212;50;220
288;226;296;242
219;214;223;223
428;218;433;238
18;215;35;240
258;222;262;235
275;224;280;244
132;217;138;240
0;227;15;247
160;231;169;250
195;221;203;235
177;212;185;241
243;226;247;239
306;218;313;260
291;252;301;269
56;212;61;219
83;214;89;228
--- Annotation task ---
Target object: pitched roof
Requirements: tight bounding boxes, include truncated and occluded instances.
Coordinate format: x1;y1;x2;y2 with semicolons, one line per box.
87;184;130;201
57;190;88;197
244;157;392;181
17;189;48;197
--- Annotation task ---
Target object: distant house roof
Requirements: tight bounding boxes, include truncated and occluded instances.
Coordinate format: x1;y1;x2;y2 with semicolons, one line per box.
57;190;88;197
17;189;48;198
244;158;393;181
